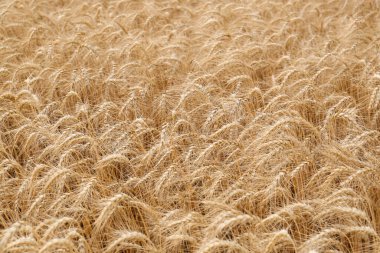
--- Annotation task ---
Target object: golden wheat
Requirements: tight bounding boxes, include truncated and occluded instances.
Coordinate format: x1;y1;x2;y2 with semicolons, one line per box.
1;0;380;252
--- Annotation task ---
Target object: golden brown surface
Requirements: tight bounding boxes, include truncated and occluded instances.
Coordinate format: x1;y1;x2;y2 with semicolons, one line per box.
1;0;380;252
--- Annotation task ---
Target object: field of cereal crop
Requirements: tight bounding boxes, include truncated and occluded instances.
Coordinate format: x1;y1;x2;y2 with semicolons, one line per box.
0;0;380;252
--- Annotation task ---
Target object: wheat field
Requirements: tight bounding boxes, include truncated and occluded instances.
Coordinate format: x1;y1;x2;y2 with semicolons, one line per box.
0;0;380;252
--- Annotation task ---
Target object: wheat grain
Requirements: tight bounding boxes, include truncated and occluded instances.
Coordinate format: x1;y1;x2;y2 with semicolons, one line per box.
1;0;380;252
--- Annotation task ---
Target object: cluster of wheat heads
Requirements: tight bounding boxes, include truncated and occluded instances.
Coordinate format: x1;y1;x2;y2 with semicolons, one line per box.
0;0;380;252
